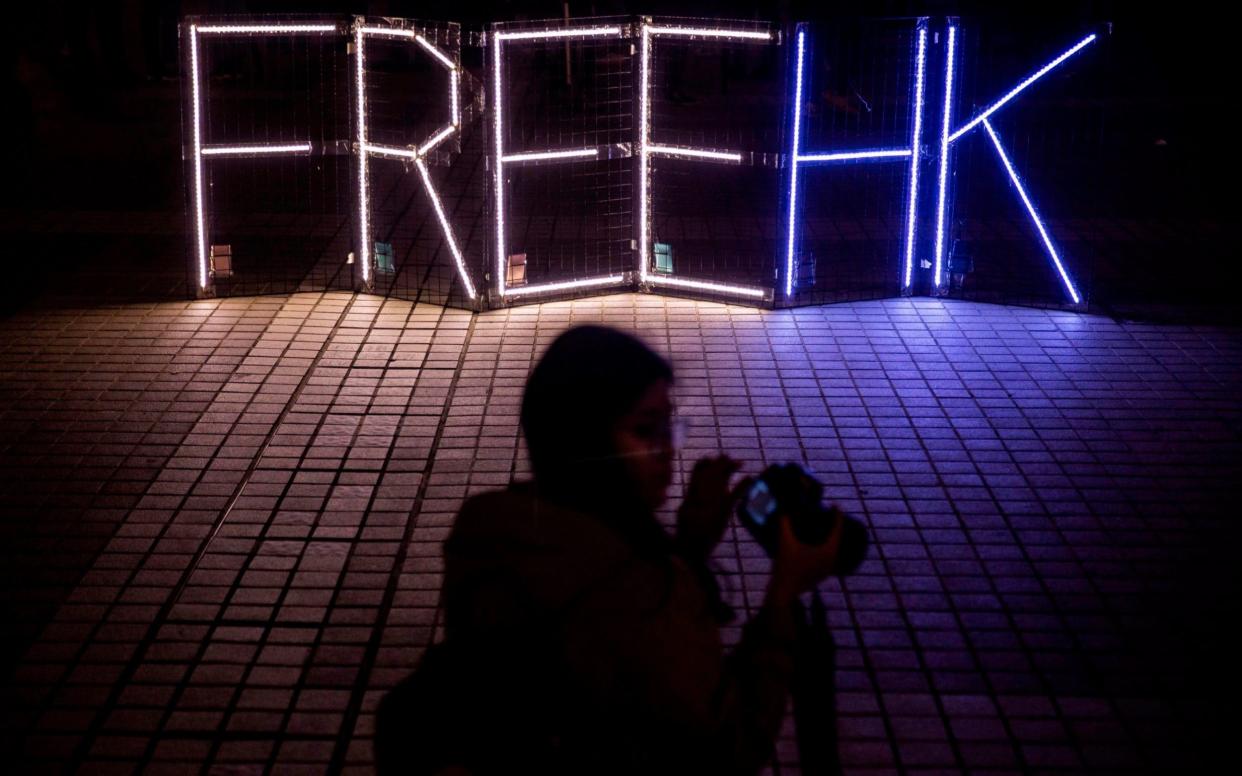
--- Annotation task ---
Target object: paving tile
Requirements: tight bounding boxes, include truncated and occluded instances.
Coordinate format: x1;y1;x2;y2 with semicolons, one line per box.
2;292;1238;773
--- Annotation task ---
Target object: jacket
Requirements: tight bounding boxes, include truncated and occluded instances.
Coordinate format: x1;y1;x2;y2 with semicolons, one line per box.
433;483;799;774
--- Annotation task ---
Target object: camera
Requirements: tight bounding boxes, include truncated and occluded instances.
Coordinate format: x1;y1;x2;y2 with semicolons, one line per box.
737;464;868;575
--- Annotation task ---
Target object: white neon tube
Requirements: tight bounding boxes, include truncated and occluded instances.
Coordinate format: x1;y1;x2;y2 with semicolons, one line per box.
493;34;506;297
982;120;1080;304
491;23;627;298
950;34;1097;143
359;26;459;131
197;24;337;35
502;148;599;163
190;25;207;289
359;27;459;74
648;145;742;162
933;25;957;290
418;126;456;156
647;26;772;41
903;27;928;290
355;26;371;285
496;27;623;42
504;275;628;297
415;159;476;299
451;69;460;126
797;149;911;163
638;24;652;283
358;26;414;39
648;275;767;299
415;34;457;70
361;143;415;160
354;25;469;295
638;22;772;291
201;143;311;156
784;29;806;297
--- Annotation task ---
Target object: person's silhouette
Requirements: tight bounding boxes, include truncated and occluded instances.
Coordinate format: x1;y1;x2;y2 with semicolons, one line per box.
376;325;845;775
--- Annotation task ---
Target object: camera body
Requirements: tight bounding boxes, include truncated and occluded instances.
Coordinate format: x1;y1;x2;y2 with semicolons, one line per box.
737;463;868;575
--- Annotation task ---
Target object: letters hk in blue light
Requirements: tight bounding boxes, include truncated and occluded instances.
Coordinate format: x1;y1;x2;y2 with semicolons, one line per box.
783;20;1101;304
779;18;1102;302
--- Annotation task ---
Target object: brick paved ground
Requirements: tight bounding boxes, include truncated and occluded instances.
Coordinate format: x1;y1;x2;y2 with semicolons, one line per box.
2;288;1239;773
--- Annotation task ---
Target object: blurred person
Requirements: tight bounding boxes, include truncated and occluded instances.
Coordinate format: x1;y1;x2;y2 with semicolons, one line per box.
377;325;846;775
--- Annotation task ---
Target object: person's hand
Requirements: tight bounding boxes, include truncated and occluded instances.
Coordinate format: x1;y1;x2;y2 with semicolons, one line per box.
675;455;748;560
767;508;846;605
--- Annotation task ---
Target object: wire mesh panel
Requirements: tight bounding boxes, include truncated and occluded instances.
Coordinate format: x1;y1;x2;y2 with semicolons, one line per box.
182;17;355;298
354;20;484;309
784;18;924;306
640;17;781;304
933;18;1108;310
490;18;635;305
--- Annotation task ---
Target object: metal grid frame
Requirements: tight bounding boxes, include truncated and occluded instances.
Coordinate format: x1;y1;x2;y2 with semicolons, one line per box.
782;18;927;307
489;17;636;304
182;17;354;299
638;16;782;304
352;17;483;309
930;19;1106;311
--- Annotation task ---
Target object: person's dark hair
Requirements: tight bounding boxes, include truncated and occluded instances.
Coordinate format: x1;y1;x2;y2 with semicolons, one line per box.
520;325;673;520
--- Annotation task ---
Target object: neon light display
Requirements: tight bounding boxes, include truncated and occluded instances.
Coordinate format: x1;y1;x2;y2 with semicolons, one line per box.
185;15;1105;308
